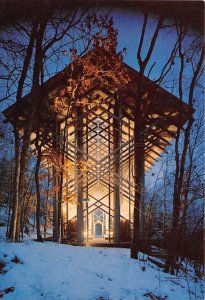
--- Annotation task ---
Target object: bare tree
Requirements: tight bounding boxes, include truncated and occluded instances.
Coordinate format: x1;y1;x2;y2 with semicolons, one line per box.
164;26;204;273
131;12;165;259
130;11;203;263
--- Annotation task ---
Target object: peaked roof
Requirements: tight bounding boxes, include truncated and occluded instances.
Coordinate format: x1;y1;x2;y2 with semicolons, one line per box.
3;48;192;124
3;48;193;169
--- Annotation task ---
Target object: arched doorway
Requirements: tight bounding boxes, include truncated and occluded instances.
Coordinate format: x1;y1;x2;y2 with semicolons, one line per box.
95;223;102;238
93;208;104;238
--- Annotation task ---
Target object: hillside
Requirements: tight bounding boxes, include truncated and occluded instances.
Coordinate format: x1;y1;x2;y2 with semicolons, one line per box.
0;237;204;300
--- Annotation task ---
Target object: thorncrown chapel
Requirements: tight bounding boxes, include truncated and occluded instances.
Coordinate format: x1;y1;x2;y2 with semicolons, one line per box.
3;48;192;245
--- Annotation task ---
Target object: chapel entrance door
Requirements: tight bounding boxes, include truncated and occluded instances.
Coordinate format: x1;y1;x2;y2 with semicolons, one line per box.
93;209;104;238
95;223;102;238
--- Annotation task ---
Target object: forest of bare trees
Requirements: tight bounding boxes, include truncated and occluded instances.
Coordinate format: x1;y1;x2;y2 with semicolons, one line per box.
0;2;204;278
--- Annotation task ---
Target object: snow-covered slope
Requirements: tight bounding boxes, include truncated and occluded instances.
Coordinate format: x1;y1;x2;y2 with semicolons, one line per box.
0;241;203;300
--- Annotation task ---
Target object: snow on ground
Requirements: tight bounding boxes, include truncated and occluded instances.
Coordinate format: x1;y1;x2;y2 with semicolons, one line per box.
0;239;204;300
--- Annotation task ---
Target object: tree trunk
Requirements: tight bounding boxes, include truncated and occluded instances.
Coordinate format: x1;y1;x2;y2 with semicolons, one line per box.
7;18;45;242
16;115;35;240
14;17;48;242
8;128;21;242
35;138;43;242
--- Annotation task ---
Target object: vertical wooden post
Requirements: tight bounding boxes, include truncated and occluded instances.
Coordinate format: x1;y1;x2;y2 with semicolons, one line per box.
59;125;64;241
113;95;122;244
75;107;84;245
66;178;69;238
52;166;58;241
128;119;131;242
86;113;89;243
140;170;145;240
108;114;111;242
52;121;60;242
131;98;145;258
65;123;70;239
